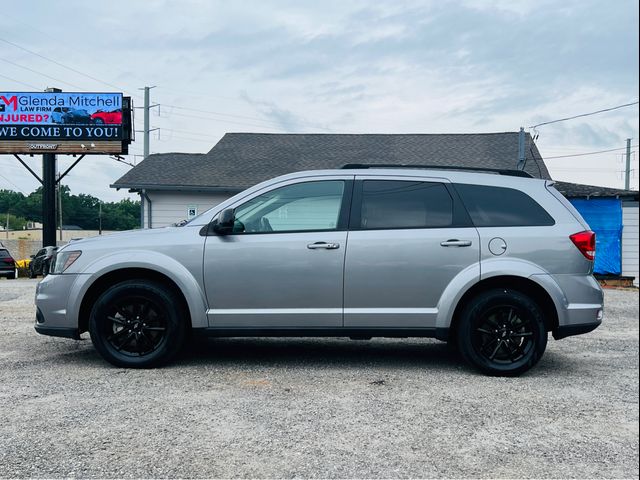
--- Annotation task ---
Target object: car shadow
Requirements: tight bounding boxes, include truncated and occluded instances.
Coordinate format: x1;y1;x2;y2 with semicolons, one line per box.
49;336;579;378
177;337;466;372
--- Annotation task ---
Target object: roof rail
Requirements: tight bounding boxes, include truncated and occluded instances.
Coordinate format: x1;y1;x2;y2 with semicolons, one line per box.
340;164;533;178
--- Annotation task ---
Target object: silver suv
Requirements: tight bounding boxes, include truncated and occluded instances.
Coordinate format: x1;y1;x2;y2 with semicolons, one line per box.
35;166;603;375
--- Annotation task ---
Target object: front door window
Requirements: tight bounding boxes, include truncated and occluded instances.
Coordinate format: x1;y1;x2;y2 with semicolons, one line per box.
233;181;345;233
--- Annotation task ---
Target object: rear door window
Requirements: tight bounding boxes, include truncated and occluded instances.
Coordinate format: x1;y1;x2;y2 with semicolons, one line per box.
357;180;454;229
455;184;554;227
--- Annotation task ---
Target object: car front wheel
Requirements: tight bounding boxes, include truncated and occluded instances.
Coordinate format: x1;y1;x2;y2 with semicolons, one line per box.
457;288;547;376
89;280;187;368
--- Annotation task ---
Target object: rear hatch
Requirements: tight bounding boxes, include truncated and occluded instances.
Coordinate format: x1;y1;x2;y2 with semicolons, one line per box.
0;249;15;269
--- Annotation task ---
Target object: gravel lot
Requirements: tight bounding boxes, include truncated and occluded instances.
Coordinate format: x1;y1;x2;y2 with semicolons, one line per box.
0;278;638;479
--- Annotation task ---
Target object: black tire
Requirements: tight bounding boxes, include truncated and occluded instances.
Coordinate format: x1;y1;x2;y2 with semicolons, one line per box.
8;269;17;280
89;280;187;368
457;288;547;376
28;265;36;279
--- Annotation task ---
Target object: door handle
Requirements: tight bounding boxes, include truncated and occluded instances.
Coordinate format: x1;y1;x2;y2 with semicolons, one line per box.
307;242;340;250
440;239;472;247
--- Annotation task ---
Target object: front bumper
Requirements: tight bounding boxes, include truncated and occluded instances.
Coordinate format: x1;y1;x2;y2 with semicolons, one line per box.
34;323;80;339
34;273;82;332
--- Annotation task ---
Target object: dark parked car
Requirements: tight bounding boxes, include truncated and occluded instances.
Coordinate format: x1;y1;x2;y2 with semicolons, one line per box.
0;247;17;279
61;109;91;124
29;246;57;278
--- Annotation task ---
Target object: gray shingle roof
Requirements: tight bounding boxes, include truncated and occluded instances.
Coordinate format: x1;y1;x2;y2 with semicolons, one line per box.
111;132;550;191
554;181;639;199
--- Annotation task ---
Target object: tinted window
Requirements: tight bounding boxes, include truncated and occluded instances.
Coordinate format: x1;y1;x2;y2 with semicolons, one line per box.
234;180;345;233
455;184;554;227
0;249;10;258
360;180;454;229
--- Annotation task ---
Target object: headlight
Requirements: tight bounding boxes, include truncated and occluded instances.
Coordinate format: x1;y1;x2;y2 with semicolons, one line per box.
50;250;82;274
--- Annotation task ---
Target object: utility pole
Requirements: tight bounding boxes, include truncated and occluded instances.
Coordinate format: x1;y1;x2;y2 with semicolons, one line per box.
99;202;102;235
517;127;526;171
141;86;159;160
625;138;631;190
139;86;157;228
143;86;151;159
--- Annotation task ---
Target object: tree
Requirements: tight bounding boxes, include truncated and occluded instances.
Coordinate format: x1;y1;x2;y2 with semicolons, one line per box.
0;187;140;231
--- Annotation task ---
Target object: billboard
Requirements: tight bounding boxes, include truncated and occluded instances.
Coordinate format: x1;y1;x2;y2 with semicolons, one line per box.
0;92;132;154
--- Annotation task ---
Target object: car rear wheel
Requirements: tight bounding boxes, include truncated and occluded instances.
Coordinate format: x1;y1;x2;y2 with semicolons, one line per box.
89;280;186;368
457;288;547;376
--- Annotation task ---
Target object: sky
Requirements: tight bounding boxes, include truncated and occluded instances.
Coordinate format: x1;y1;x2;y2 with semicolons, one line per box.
0;0;638;201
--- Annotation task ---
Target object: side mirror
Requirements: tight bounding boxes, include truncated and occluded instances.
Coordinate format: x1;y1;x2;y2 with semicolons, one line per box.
212;208;235;235
30;255;35;259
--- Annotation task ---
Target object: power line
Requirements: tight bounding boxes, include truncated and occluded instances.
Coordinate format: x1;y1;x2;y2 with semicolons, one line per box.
544;145;638;160
0;37;139;97
0;57;86;90
0;73;40;90
529;101;639;129
0;168;28;194
552;167;638;172
157;133;218;144
160;102;334;132
161;103;292;127
161;127;222;139
167;111;283;131
155;86;239;102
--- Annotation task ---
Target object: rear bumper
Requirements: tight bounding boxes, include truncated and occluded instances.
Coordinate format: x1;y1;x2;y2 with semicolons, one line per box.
532;273;604;340
553;320;601;340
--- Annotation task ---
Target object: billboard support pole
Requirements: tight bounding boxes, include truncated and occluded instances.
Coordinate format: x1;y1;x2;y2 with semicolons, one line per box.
42;152;57;247
12;154;43;184
56;154;85;184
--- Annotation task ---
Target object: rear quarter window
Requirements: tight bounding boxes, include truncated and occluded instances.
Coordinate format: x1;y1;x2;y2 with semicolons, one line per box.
455;184;555;227
0;249;10;258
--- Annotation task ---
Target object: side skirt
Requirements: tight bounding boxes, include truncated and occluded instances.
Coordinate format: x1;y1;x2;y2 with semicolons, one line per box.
193;327;447;340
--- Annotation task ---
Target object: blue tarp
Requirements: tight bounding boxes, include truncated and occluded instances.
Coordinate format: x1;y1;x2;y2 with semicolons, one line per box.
570;198;622;275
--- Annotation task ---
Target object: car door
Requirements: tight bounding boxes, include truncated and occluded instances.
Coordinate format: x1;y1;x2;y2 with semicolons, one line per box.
343;176;480;329
203;176;353;328
34;249;46;272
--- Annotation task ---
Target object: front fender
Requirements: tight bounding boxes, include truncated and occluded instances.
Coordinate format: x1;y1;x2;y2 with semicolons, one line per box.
66;250;208;329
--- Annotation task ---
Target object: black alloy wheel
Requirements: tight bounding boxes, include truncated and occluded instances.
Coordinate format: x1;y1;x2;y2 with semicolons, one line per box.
89;280;186;368
102;296;168;356
457;289;547;376
472;304;535;364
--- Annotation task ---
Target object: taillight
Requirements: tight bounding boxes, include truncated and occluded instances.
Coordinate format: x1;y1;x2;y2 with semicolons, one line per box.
570;230;596;261
1;257;14;264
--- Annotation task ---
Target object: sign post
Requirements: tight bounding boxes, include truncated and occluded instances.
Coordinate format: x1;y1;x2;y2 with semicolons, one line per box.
42;152;56;247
